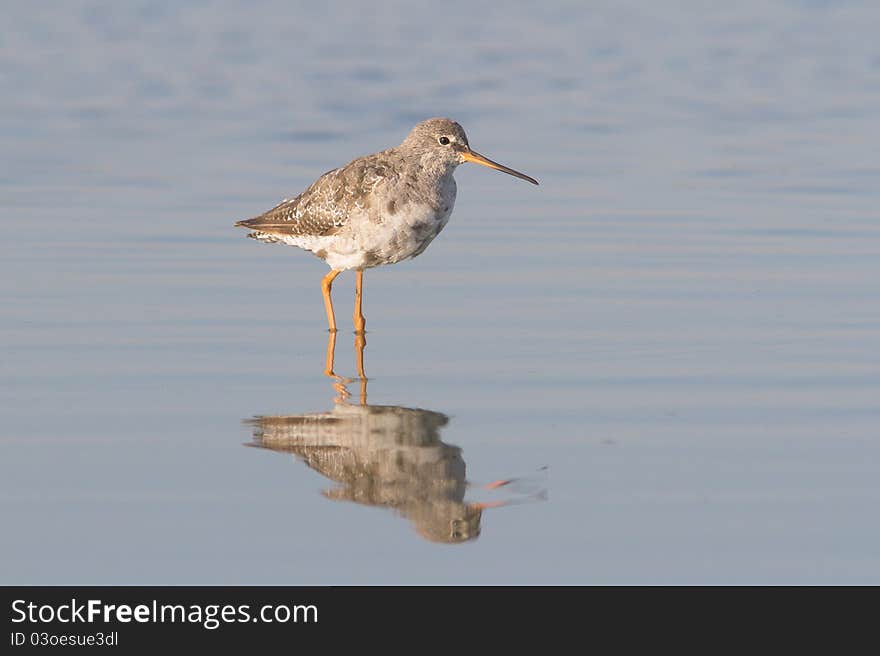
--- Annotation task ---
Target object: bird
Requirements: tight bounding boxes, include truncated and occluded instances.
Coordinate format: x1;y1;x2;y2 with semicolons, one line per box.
234;117;538;333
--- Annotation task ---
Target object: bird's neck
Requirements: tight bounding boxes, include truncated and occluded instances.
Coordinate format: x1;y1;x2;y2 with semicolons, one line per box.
414;151;457;183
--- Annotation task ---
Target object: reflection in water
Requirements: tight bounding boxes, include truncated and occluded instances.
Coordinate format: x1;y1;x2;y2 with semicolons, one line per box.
244;333;545;543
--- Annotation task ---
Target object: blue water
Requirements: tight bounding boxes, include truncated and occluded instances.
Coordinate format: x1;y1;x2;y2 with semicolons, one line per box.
2;1;879;583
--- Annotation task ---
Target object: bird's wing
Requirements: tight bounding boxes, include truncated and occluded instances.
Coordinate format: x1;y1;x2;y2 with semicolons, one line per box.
234;152;396;237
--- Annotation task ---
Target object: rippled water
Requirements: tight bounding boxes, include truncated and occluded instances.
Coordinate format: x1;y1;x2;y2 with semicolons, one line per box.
2;1;879;583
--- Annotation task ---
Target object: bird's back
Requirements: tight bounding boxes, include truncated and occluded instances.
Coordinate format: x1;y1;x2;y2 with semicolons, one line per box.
235;141;460;271
234;151;398;240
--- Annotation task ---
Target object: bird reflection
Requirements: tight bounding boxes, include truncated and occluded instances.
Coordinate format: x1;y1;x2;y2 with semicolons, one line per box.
244;332;544;544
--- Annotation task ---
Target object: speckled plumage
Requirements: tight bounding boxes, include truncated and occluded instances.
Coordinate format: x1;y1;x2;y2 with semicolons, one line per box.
234;117;537;331
235;118;535;270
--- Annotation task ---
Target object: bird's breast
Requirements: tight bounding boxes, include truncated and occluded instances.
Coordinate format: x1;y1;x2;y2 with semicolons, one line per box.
326;174;457;269
388;200;453;246
348;198;455;267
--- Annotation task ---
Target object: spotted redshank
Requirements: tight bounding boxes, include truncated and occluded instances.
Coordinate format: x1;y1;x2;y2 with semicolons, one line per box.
234;117;538;333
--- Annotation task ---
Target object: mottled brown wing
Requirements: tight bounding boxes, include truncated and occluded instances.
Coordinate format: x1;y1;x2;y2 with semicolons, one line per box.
234;153;395;237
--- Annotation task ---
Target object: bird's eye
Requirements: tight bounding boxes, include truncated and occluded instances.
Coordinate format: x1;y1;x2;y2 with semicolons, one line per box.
438;136;450;146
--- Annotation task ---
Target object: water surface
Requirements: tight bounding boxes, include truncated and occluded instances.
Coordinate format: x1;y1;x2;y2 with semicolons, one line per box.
2;1;879;583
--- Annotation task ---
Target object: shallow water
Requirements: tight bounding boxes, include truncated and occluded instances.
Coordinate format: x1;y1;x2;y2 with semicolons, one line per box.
2;1;880;583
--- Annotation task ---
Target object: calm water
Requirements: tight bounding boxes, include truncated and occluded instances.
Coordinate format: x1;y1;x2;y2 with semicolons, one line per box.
2;1;879;583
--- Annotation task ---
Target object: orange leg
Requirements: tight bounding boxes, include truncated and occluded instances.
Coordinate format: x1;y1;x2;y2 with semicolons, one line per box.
355;332;367;404
324;329;338;377
353;270;366;334
321;269;342;333
323;330;352;402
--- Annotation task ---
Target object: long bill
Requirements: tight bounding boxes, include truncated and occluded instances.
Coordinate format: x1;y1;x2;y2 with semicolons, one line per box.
461;149;539;185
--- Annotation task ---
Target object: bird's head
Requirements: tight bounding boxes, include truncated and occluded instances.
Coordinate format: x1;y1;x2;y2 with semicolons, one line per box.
401;118;538;185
